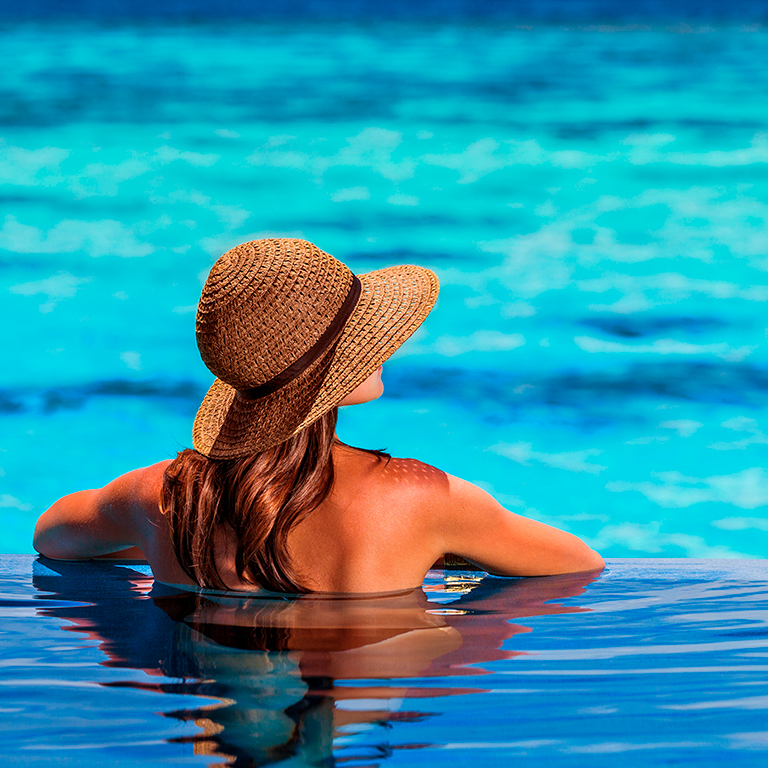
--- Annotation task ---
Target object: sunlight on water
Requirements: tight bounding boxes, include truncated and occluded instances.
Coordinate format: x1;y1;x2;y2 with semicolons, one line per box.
2;19;768;556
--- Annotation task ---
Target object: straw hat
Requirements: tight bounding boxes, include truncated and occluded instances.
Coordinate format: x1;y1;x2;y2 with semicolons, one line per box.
192;238;439;458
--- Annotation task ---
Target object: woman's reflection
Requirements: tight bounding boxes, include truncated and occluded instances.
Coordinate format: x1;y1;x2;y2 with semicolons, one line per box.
33;560;599;766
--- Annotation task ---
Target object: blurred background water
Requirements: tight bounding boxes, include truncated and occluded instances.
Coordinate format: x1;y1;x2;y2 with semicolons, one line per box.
2;1;768;559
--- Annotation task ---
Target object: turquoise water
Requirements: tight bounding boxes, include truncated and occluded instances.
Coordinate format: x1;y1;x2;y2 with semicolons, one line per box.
2;556;768;766
2;20;768;557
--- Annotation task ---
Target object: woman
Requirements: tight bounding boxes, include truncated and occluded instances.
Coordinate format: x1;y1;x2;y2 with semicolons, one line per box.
34;238;604;593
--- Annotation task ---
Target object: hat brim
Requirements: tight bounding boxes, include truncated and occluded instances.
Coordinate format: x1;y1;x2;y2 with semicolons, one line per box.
192;264;439;458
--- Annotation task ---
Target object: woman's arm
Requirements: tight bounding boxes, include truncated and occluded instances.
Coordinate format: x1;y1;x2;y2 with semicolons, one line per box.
435;474;604;576
33;463;168;561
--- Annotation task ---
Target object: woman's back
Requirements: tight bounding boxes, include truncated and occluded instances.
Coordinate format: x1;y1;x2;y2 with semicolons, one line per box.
82;445;455;593
289;445;450;593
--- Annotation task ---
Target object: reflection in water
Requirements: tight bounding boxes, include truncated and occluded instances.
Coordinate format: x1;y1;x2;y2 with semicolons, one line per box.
32;560;597;766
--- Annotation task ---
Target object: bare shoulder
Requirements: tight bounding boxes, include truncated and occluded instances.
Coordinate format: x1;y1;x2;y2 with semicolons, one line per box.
352;453;451;513
332;446;452;527
334;445;447;487
34;460;172;560
379;456;451;495
376;458;493;518
100;460;171;514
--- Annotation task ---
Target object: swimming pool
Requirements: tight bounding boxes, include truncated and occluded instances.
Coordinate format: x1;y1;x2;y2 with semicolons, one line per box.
2;555;767;766
3;4;767;762
3;5;768;559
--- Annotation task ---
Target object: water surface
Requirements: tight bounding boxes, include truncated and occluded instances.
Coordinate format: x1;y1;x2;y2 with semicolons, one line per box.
2;556;768;765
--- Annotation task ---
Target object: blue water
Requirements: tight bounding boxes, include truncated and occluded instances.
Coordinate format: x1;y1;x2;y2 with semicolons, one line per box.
2;556;768;766
2;9;768;558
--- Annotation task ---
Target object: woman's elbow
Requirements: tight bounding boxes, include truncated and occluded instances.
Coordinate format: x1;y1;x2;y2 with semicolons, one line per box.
33;492;97;560
33;515;64;559
33;509;76;560
524;535;605;577
578;546;605;573
560;538;605;574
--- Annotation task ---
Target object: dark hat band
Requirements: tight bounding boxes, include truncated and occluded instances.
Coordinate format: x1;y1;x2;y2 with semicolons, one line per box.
238;276;362;401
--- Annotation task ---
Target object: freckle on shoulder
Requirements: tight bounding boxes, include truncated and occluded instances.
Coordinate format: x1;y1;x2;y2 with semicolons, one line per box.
379;457;451;493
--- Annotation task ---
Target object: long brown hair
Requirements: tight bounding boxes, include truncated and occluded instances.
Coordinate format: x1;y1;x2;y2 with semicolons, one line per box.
161;407;339;593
